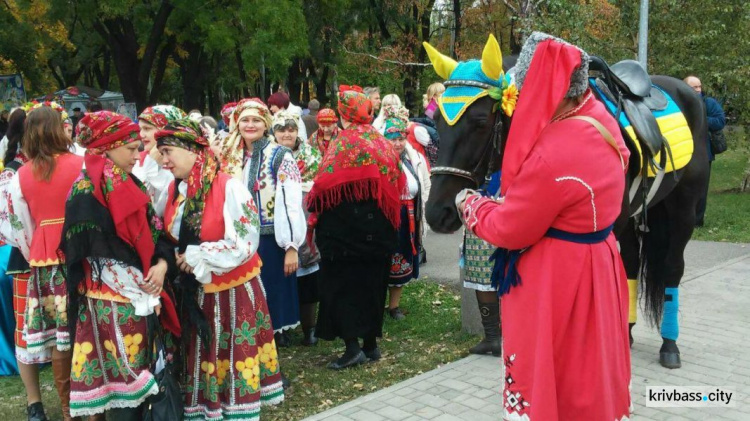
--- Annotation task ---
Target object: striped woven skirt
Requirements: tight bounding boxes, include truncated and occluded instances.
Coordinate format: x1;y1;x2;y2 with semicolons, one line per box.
184;277;284;420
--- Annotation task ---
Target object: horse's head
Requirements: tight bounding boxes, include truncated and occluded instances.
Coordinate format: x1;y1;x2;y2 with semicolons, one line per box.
424;35;517;233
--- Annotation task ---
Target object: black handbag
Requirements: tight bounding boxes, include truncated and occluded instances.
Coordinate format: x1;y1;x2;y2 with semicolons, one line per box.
143;336;184;421
709;130;728;155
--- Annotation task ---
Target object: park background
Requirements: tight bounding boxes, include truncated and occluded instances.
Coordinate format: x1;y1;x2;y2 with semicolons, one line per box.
1;1;749;419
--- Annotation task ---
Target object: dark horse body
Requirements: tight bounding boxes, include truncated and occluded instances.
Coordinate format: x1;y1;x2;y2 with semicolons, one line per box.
425;52;709;368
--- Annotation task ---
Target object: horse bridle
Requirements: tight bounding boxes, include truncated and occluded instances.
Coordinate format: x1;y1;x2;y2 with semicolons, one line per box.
430;79;505;189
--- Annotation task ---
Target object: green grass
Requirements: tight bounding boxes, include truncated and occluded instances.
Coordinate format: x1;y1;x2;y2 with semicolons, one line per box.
0;281;477;420
265;281;475;421
691;133;750;243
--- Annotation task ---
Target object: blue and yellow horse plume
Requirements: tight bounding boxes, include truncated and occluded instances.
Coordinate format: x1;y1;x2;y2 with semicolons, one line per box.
423;34;515;125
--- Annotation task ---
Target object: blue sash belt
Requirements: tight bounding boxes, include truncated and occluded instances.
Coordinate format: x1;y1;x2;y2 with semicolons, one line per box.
490;224;614;297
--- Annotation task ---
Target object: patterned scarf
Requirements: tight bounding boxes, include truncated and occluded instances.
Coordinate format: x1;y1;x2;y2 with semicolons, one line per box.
65;111;180;336
311;127;339;154
217;98;273;179
155;118;218;345
316;108;338;125
306;122;404;228
76;111;155;274
138;105;187;129
384;118;408;140
337;85;373;124
155;118;219;250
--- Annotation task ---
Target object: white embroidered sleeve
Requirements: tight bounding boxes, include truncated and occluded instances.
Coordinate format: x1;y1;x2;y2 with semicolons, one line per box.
140;155;174;203
273;152;306;251
185;178;260;284
0;174;34;260
92;258;159;316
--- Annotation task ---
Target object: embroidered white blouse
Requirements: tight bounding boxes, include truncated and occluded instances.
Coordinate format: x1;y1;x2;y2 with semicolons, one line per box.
0;168;159;316
156;177;261;285
132;152;174;203
242;148;306;251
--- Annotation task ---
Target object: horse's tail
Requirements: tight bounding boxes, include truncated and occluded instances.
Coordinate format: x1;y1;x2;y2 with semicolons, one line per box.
640;202;669;328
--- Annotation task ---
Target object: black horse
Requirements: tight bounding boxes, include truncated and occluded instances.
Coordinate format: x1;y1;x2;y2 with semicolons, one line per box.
424;38;709;369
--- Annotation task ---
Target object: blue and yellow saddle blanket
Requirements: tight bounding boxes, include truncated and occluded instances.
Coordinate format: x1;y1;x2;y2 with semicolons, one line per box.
589;79;693;176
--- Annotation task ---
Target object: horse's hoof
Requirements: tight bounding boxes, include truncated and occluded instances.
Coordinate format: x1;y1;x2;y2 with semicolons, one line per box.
660;351;682;369
628;323;635;348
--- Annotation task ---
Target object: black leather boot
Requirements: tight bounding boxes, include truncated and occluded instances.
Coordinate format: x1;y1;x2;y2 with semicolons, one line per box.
469;301;501;357
107;404;144;421
27;402;48;421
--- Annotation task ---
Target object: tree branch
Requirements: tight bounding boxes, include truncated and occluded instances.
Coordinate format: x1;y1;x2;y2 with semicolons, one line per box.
341;45;431;67
47;60;65;89
138;0;174;87
149;35;176;104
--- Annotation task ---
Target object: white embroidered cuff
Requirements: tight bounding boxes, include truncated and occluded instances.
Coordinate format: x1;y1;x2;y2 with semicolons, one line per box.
185;245;212;284
131;294;160;317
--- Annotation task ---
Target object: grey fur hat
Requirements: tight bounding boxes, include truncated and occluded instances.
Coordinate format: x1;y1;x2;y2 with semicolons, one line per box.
512;32;590;98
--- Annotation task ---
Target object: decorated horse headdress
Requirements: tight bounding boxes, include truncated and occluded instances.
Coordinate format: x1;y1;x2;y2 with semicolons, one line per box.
422;34;518;125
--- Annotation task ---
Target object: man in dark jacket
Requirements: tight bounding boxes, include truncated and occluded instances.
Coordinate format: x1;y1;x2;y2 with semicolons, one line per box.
684;75;726;226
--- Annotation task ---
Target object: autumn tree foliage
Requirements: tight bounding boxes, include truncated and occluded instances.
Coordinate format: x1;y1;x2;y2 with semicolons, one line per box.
1;0;748;121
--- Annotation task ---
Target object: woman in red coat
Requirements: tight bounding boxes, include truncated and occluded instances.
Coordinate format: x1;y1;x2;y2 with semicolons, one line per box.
458;33;631;420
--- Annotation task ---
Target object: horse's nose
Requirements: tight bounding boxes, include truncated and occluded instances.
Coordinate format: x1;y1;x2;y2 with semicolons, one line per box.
426;203;462;234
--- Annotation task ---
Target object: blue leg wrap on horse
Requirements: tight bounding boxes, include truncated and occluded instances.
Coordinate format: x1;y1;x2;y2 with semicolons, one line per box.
661;287;679;340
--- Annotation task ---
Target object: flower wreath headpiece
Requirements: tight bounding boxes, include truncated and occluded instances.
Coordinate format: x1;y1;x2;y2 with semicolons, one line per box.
23;100;69;121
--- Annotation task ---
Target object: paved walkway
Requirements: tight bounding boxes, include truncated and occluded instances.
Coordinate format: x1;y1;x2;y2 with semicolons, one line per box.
304;246;750;420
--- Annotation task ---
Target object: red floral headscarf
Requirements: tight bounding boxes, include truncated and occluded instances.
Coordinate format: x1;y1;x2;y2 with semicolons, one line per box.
77;111;141;154
316;108;338;124
337;85;373;124
220;102;238;126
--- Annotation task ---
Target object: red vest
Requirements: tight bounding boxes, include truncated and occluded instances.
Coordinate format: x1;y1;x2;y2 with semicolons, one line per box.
164;173;262;293
18;153;83;267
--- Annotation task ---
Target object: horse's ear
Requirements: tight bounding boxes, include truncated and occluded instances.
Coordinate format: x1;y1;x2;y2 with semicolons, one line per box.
423;42;458;80
481;34;504;81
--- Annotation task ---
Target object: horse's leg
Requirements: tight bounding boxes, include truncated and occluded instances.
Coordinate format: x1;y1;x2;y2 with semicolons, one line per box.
656;187;698;369
618;218;641;347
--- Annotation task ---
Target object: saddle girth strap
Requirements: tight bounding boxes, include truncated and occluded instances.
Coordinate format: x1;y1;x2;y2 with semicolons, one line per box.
566;115;625;170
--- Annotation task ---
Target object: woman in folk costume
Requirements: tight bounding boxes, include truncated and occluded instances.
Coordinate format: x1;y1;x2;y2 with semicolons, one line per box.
457;33;631;420
59;111;180;419
0;108;50;421
308;108;339;154
371;94;403;132
0;106;84;421
134;105;186;202
307;85;404;369
216;98;306;349
272;110;322;346
217;101;238;140
382;118;430;320
155;119;283;420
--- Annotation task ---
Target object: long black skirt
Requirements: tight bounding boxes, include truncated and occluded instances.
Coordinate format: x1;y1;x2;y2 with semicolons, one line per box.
315;256;390;341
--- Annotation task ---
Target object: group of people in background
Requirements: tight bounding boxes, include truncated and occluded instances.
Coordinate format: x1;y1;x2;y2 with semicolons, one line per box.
0;81;443;420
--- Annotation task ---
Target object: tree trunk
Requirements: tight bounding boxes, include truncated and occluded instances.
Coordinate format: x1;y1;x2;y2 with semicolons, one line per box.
287;58;302;104
93;0;174;111
452;0;461;59
178;41;207;111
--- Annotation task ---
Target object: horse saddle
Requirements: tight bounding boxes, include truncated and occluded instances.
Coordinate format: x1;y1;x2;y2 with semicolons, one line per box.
589;57;669;161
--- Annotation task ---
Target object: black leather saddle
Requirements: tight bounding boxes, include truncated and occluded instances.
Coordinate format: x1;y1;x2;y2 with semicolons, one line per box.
589;56;672;170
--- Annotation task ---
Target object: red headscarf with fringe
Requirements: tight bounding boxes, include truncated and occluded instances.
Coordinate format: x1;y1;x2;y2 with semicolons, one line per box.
76;111;180;336
500;39;584;195
306;87;404;228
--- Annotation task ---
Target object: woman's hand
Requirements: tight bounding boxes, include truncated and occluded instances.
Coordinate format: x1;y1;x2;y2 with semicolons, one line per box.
284;248;299;277
176;253;194;274
149;145;163;165
143;259;167;296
